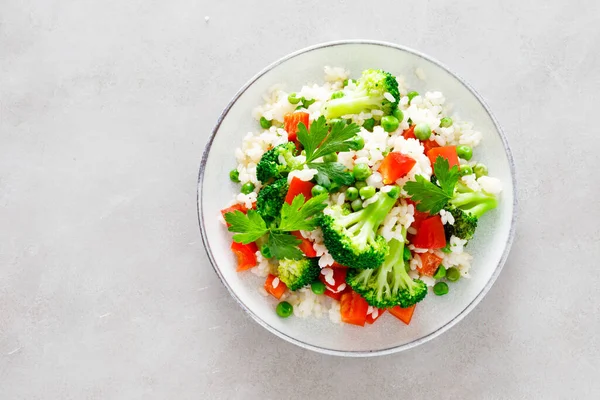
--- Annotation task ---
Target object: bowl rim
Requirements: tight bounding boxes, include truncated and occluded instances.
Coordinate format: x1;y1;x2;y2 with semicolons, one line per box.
197;39;518;357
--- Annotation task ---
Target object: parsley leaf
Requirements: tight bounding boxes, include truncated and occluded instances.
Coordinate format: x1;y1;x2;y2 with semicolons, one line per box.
433;156;460;196
278;193;328;232
297;116;362;163
224;210;269;244
404;156;460;214
308;162;355;188
268;232;304;260
404;176;451;214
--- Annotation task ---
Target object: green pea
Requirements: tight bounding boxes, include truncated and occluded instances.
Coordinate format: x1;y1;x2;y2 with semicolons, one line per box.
345;187;359;201
229;169;240;183
241;182;255;194
433;265;447;280
446;267;461;282
353;163;371;181
407;91;419;103
459;164;474;176
381;115;400;132
355;181;367;190
474;163;488;178
311;185;328;197
343;79;349;87
440;117;453;128
287;93;301;104
349;135;365;150
441;244;452;253
260;244;272;259
359;185;376;200
323;153;338;163
457;145;473;161
362;118;376;132
393;109;404;122
414;123;432;140
259;116;272;129
351;199;363;211
433;282;449;296
403;246;411;261
276;301;293;318
331;91;344;99
311;281;326;295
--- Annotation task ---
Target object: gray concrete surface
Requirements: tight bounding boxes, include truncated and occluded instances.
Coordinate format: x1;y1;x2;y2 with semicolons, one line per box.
1;0;599;398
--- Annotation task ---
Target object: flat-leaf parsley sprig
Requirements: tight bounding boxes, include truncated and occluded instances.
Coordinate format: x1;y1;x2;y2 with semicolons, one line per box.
404;157;460;214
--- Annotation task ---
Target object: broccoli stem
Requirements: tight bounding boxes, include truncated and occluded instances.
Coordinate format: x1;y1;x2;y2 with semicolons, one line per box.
324;95;383;119
450;191;498;218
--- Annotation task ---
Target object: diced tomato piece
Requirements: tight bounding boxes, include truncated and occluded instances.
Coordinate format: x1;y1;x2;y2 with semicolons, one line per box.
340;291;369;326
291;231;317;257
378;152;417;184
422;139;440;154
402;125;416;140
418;252;444;276
230;241;258;271
411;215;446;249
319;267;349;301
284;112;310;142
389;304;416;325
365;308;386;324
264;274;287;299
285;177;314;204
427;146;459;169
410;209;430;232
221;204;248;227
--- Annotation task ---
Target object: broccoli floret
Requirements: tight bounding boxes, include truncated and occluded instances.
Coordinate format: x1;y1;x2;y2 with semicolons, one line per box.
256;178;289;223
255;142;299;183
277;258;320;291
346;236;428;308
444;184;498;241
319;186;401;269
323;69;400;119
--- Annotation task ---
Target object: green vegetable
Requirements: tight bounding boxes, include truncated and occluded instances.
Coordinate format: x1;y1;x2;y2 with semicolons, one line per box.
440;117;453;128
403;246;411;261
355;181;367;190
311;281;326;295
229;169;240;183
405;157;497;241
301;97;316;108
331;91;344;99
345;187;359;201
311;185;328;197
319;186;401;270
351;199;363;211
278;258;320;290
433;265;447;280
381;115;399;132
256;178;289;222
288;93;301;104
359;185;376;199
474;163;488;178
342;79;351;87
256;142;299;183
310;162;354;189
346;235;428;308
353;163;371;181
276;301;293;318
407;91;419;103
446;267;461;282
349;135;365;150
433;282;449;296
224;193;328;258
414;123;432;140
260;116;272;129
322;69;400;119
260;244;272;258
241;182;255;194
393;109;404;123
323;153;338;163
328;182;341;193
457;145;473;161
297;116;362;163
459;165;473;176
362;118;376;132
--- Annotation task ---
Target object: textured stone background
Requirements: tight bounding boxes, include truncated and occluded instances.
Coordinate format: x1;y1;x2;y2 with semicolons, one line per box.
1;0;598;398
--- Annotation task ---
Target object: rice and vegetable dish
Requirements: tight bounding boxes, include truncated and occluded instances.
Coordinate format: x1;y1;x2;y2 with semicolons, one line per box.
220;67;502;326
